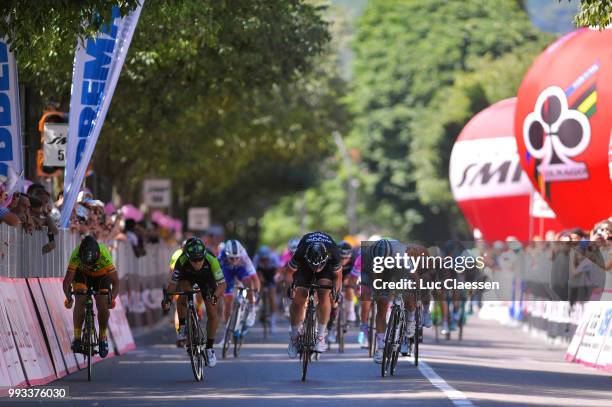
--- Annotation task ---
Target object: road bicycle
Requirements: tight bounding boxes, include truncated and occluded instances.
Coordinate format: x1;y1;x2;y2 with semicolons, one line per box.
164;286;215;381
68;287;111;382
222;286;254;358
289;279;335;381
381;294;406;377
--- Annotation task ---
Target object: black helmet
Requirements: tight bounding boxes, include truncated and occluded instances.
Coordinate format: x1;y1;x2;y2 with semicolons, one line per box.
305;242;328;270
372;239;392;258
338;240;352;258
79;235;100;266
184;237;206;261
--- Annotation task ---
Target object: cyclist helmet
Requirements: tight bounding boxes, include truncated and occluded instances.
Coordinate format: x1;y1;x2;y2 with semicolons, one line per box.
257;245;271;260
338;240;353;259
287;238;300;255
305;242;329;270
371;238;392;258
79;235;100;266
184;237;206;261
224;239;244;260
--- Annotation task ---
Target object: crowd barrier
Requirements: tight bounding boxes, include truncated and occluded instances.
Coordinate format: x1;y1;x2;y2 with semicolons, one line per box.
0;224;174;394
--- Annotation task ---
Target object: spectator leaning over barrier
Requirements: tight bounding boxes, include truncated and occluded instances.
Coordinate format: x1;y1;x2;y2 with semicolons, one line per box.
0;203;20;226
9;193;34;233
63;235;119;358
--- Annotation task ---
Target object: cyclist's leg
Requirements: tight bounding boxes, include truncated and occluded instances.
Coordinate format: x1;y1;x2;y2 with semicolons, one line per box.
290;269;309;332
222;273;236;324
343;275;356;322
176;279;192;337
359;283;372;345
93;276;111;339
72;274;88;342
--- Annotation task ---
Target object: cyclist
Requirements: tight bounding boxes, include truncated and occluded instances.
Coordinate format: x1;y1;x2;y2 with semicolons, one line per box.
253;245;281;333
219;240;260;329
326;240;358;343
361;238;414;364
162;238;226;367
285;231;341;357
279;238;300;318
63;235;119;358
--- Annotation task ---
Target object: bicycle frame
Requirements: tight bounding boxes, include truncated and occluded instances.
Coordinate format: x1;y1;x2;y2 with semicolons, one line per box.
165;287;211;381
70;287;111;382
292;279;334;381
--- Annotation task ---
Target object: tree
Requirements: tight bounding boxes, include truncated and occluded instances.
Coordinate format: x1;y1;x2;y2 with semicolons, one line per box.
347;0;550;243
2;1;348;240
573;0;611;28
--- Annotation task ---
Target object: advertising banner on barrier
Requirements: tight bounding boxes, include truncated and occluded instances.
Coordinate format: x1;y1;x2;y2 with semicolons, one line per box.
28;278;69;378
0;280;26;389
0;278;54;385
39;278;84;371
61;3;144;227
0;37;24;188
109;296;135;354
565;302;612;372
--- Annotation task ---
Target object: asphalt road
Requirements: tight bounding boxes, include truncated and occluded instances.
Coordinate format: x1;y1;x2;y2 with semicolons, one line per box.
5;313;611;406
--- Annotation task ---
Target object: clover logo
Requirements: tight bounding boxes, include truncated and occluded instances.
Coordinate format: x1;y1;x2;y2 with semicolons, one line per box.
523;86;590;181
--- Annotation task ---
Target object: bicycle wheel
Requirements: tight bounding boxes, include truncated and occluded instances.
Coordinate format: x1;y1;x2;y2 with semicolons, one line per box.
301;303;316;381
381;306;398;377
84;312;93;382
368;304;376;357
337;298;345;353
458;301;465;341
187;310;204;381
261;290;269;339
223;301;238;358
414;306;420;367
390;317;403;376
234;310;245;358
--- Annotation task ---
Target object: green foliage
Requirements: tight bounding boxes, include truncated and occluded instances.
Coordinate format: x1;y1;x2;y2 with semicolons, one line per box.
573;0;611;28
347;0;551;242
3;1;347;236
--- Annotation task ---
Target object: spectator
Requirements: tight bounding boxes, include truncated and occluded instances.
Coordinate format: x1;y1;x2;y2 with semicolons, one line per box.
124;218;146;257
0;204;20;227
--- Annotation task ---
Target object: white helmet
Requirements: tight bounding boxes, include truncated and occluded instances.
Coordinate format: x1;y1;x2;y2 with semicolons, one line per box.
224;239;244;259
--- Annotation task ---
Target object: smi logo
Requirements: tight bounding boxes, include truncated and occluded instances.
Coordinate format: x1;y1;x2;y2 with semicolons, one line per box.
523;86;591;181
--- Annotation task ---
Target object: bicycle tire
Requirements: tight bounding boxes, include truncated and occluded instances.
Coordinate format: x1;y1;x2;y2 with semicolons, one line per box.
262;290;269;339
234;318;245;358
381;306;398;377
390;317;403;376
301;302;316;381
414;306;420;367
368;304;376;358
458;301;465;341
85;311;93;382
187;310;203;381
337;299;345;353
223;301;239;358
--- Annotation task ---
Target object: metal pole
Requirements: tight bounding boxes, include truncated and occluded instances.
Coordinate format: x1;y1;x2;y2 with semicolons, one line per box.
332;131;357;235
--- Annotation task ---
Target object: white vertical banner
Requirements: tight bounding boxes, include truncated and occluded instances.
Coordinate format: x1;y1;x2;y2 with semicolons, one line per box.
61;3;144;227
0;38;24;189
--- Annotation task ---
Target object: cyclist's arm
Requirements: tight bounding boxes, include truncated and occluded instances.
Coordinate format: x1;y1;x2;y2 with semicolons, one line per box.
208;253;226;299
63;247;80;297
108;270;119;300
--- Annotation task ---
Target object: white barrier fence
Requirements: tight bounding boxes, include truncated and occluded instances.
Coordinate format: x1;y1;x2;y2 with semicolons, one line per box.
0;224;175;327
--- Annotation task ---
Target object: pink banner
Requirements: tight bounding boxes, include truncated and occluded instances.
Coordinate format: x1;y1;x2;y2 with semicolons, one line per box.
0;279;26;390
0;278;55;385
38;278;84;371
27;278;69;378
108;296;136;354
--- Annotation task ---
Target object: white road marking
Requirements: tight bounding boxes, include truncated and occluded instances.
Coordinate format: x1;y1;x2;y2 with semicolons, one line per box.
418;360;476;407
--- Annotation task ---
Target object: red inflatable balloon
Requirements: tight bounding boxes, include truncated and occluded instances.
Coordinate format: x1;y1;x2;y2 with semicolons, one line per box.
450;98;563;241
515;28;612;230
